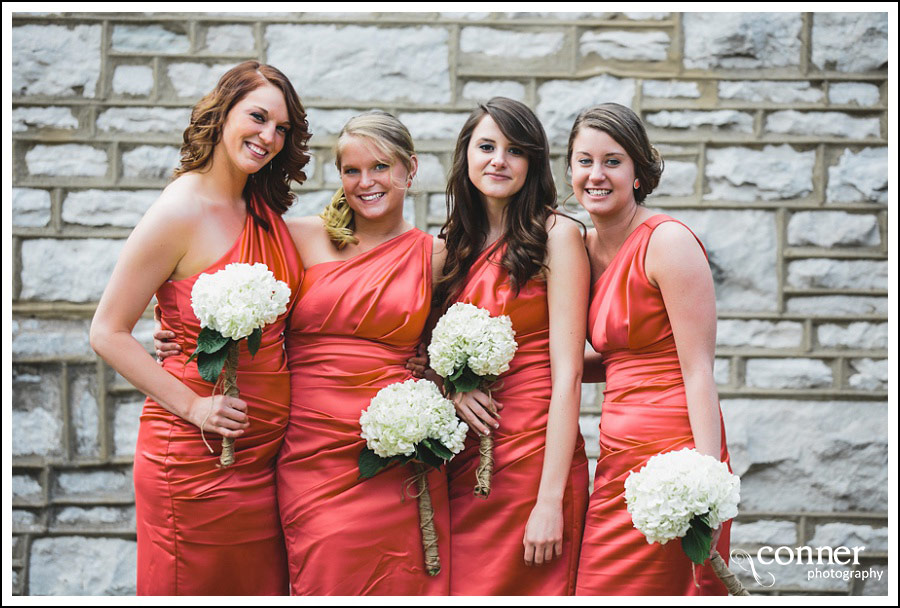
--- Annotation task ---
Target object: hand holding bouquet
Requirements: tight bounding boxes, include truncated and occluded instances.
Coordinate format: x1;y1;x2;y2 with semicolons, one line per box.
188;262;291;467
624;448;748;595
427;302;517;498
359;378;469;576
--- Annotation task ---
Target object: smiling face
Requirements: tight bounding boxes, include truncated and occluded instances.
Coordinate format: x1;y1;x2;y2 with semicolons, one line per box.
466;114;529;208
217;82;290;176
338;135;414;223
570;126;638;219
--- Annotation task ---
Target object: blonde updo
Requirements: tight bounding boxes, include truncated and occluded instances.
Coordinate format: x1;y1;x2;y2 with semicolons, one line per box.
321;111;416;249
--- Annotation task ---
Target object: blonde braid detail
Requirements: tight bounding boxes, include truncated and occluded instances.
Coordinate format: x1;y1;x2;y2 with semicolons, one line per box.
320;187;359;250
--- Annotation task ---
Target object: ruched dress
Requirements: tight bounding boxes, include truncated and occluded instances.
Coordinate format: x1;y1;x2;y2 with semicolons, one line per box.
575;214;731;596
134;197;303;595
447;242;590;595
277;228;450;595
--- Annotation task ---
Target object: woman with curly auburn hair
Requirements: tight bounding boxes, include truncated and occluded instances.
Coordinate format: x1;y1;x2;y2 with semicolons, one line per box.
433;97;590;595
90;60;310;595
566;103;731;595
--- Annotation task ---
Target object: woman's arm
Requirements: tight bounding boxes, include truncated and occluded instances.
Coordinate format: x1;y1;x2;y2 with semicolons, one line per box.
522;216;589;566
645;221;721;459
90;192;249;438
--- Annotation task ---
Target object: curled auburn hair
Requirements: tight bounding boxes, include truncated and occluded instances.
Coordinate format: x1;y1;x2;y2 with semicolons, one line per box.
321;111;416;249
566;103;663;204
173;60;312;228
434;97;557;312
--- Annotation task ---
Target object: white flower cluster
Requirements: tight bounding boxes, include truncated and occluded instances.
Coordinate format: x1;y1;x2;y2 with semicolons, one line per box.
191;263;291;340
360;379;469;458
428;302;517;378
624;448;741;545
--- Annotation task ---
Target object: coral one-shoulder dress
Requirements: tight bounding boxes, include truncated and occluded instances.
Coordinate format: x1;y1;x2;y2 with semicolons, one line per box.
576;214;731;596
134;198;302;595
277;229;450;595
447;242;589;596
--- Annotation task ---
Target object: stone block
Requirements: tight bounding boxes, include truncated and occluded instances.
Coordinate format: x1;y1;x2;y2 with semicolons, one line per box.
113;400;144;457
642;80;701;99
580;382;598;409
765;111;880;138
718;80;823;104
646;110;754;133
714;358;731;386
717;319;804;349
25;144;108;178
62;189;158;228
705;145;814;202
809;522;887;552
203;24;256;54
12;188;52;228
722;398;887;512
29;537;137;595
428;193;448;219
461;26;565;59
816;322;887;350
667;209;777;312
267;24;451;104
53;469;134;501
20;238;125;302
683;13;802;69
306;108;361;138
399;112;470;140
812;13;888;72
787;259;886;291
166;62;233;99
12;473;44;503
111;24;189;53
861;564;888;595
96;107;190;134
733;560;851;593
579;415;601;454
847;358;887;391
653;160;697;197
12;106;79;133
786;296;886;316
623;13;670;20
13;509;42;533
12;319;92;358
69;366;100;458
285;190;334;218
121;145;181;180
580;30;670;61
12;365;63;458
52;506;136;530
537;75;635;145
12;24;101;97
112;65;154;96
462;80;527;103
787;211;880;248
731;519;798;546
826;148;888;205
416;154;447;189
745;358;833;389
829;82;881;106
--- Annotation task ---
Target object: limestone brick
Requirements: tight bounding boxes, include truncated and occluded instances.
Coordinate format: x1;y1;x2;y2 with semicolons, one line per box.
96;107;190;134
20;239;125;302
63;189;158;228
787;211;880;248
537;75;635;144
29;537;136;595
111;24;189;53
580;30;670;61
12;188;52;228
816;322;887;350
12;24;102;97
12;106;79;133
461;27;565;59
112;65;154;96
121;145;181;180
829;82;881;106
826;148;888;205
705;145;815;202
765;111;880;138
683;13;802;69
811;13;888;72
718;80;823;104
25;144;108;178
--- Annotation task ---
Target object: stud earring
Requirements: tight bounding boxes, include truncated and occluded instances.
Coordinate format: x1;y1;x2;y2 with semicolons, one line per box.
633;179;640;190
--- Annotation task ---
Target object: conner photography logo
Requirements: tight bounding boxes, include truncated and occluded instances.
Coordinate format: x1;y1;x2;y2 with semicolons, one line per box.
730;545;884;587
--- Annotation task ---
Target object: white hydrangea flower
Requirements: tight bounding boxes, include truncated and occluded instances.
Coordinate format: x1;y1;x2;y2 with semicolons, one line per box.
624;448;741;545
428;302;517;379
191;262;291;340
360;379;469;458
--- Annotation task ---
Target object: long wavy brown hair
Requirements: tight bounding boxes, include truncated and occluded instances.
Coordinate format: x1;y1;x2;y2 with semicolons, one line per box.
173;60;311;229
434;97;557;312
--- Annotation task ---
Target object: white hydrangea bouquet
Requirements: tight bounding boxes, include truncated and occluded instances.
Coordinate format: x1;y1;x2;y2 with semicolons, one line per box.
358;378;469;576
427;302;517;498
624;448;748;595
188;262;291;467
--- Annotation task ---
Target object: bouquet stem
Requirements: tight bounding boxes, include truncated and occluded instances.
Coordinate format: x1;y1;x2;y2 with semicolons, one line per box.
474;434;494;498
413;463;441;576
219;342;240;467
710;551;749;596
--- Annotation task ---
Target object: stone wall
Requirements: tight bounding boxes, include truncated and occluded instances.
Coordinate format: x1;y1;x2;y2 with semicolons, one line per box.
10;11;889;596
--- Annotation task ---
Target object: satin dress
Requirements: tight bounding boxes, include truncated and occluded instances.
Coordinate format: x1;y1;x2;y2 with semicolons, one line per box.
447;242;590;596
576;214;731;596
277;229;450;596
134;198;302;595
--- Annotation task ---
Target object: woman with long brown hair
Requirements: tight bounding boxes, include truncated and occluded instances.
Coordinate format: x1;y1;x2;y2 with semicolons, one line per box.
91;61;310;595
434;97;590;595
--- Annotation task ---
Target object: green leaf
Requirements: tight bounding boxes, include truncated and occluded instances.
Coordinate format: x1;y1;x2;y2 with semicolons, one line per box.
358;447;398;479
449;364;466;382
247;327;262;357
423;438;453;461
198;327;230;353
415;443;445;469
450;365;481;393
681;514;713;565
197;347;229;383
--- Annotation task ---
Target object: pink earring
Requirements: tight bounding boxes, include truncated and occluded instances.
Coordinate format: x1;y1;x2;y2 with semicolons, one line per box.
633;179;640;190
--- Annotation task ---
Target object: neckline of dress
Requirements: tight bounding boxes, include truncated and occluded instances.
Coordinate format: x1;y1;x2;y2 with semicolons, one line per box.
592;213;668;288
304;227;420;272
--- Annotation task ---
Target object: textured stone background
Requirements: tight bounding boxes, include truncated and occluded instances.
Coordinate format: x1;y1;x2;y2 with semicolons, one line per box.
10;11;889;596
